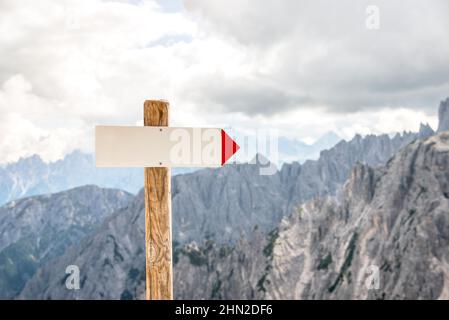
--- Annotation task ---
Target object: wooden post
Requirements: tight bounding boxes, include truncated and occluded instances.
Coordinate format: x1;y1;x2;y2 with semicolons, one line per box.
144;100;173;300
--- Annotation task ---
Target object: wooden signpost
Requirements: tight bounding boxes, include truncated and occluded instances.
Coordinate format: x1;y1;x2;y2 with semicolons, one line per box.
95;100;239;300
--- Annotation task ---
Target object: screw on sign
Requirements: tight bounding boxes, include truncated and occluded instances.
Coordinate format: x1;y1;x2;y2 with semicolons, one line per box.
95;100;240;300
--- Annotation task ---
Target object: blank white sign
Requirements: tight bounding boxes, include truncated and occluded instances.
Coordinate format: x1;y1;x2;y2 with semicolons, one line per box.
95;126;223;168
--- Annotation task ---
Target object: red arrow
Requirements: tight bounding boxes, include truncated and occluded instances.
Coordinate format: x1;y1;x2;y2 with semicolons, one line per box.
221;129;240;165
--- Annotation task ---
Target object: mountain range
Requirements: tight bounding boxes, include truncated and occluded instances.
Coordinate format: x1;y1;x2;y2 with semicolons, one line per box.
0;131;342;206
172;131;449;299
0;151;143;206
1;97;449;299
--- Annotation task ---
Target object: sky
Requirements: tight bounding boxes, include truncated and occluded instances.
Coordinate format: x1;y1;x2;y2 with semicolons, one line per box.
0;0;448;163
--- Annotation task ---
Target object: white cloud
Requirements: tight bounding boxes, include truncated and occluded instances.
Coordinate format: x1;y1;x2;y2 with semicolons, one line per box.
183;0;449;114
0;74;92;162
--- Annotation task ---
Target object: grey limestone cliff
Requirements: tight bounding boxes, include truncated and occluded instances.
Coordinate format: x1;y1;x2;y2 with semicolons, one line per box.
0;186;132;298
264;132;449;299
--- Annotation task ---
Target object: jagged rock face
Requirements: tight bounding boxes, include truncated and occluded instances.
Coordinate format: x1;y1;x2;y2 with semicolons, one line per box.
173;232;269;300
172;163;285;244
418;123;435;139
0;186;133;298
280;132;417;214
438;98;449;133
264;133;449;299
18;190;146;300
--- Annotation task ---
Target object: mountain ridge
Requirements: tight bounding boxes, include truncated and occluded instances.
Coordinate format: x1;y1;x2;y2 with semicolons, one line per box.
0;185;133;298
15;127;442;298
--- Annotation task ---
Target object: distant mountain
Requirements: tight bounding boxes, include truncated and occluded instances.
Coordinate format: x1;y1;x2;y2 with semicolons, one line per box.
226;130;341;165
0;186;132;298
278;132;341;164
0;131;341;206
0;151;195;206
0;126;425;208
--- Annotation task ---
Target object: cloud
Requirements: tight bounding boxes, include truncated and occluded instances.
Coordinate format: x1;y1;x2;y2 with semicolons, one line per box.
0;75;92;162
0;0;446;163
184;0;449;114
181;73;310;115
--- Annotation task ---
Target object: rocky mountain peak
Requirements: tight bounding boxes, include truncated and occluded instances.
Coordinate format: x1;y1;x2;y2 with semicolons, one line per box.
418;122;434;139
437;97;449;133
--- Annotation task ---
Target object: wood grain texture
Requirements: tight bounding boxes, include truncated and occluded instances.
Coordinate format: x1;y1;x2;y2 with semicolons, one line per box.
143;100;173;300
